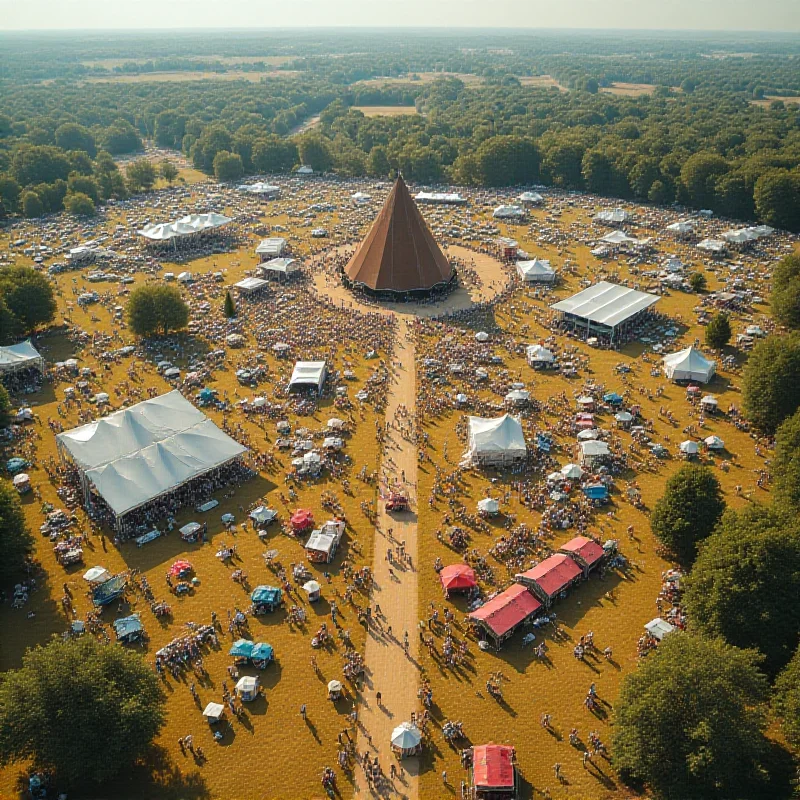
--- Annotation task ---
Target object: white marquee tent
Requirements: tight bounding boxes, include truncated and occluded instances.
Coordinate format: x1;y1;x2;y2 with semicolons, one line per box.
414;191;466;205
260;257;299;278
464;414;527;466
518;191;544;205
138;213;232;242
516;259;556;283
56;391;247;526
255;238;287;259
238;182;280;199
697;238;727;254
493;205;526;220
288;361;327;395
0;340;44;376
666;220;695;236
662;347;716;383
594;208;630;225
234;277;269;295
526;344;555;365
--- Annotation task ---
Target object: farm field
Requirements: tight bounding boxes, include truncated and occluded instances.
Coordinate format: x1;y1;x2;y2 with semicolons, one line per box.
351;106;418;117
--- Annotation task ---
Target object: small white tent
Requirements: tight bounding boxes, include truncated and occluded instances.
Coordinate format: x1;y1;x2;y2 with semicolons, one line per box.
526;344;555;366
516;259;556;283
662;347;716;383
645;617;675;641
465;414;527;467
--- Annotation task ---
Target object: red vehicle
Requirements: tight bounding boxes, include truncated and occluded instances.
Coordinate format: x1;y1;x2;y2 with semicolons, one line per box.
384;491;409;513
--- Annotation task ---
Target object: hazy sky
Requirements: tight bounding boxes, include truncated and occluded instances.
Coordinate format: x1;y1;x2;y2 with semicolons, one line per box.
2;0;799;32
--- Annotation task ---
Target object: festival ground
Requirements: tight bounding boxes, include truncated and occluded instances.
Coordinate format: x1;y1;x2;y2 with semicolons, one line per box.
0;173;786;799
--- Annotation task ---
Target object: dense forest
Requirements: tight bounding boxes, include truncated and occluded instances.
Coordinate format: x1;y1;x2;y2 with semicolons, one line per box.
0;30;799;230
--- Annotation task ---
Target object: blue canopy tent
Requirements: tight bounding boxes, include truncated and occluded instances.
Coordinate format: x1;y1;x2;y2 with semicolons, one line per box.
114;613;144;641
250;642;274;667
603;392;623;405
583;484;609;502
536;433;553;453
6;457;28;473
92;573;126;606
251;585;282;612
198;388;216;404
229;639;255;658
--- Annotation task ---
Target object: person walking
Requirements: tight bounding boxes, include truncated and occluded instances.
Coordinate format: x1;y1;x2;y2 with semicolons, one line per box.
300;703;307;720
376;691;382;706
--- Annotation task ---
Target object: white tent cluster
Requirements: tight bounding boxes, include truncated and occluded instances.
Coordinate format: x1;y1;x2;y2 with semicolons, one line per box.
594;208;631;225
464;414;527;466
662;346;716;383
721;225;774;245
516;258;556;283
666;220;695;237
414;191;466;205
238;182;280;199
493;205;526;220
56;391;247;525
138;213;232;242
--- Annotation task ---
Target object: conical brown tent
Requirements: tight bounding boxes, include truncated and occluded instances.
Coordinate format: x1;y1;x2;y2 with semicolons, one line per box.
344;176;454;296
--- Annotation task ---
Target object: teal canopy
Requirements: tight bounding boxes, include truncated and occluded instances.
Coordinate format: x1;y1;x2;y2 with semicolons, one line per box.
229;639;255;657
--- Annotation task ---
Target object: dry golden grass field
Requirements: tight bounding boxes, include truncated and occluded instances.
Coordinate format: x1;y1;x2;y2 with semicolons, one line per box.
599;83;657;97
0;181;785;800
80;56;295;69
351;107;418;117
83;71;300;84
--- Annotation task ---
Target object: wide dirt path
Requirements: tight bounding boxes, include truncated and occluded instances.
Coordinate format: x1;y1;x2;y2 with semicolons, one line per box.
355;317;421;799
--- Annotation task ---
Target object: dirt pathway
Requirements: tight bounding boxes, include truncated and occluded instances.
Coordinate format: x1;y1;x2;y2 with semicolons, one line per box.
354;317;421;799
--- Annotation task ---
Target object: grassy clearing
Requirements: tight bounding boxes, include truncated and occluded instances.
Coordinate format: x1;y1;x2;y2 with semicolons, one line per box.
82;71;299;84
351;106;418;117
600;82;657;97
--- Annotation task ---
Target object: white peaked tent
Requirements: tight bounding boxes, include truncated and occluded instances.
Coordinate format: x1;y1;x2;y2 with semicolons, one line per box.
579;440;610;467
600;230;645;246
662;347;716;383
516;259;556;283
704;435;725;450
697;238;726;254
391;722;422;756
680;440;700;455
351;192;371;204
289;361;327;395
526;344;555;365
465;414;527;467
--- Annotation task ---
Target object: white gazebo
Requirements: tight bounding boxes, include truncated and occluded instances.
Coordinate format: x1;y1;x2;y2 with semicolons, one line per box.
645;617;675;641
391;722;422;757
516;259;556;283
203;702;225;722
464;415;527;467
477;497;500;515
260;257;299;280
579;440;610;468
662;347;716;383
526;344;555;367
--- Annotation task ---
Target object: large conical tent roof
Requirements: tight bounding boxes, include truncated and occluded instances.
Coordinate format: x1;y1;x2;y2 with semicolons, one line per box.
345;176;453;293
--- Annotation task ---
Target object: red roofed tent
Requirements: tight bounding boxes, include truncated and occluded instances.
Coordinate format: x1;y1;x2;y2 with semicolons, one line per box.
558;536;605;575
440;564;478;593
515;553;583;607
472;743;517;797
290;509;314;532
469;584;541;645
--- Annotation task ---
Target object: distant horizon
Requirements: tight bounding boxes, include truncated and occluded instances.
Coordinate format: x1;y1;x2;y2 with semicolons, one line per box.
2;0;799;34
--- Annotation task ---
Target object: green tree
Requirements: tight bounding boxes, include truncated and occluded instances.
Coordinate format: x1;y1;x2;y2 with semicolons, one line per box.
126;285;189;337
0;636;165;784
159;160;178;183
773;408;800;512
689;271;707;293
67;173;100;204
125;159;156;193
774;645;800;749
754;170;800;233
680;151;729;209
99;120;142;155
21;190;43;218
742;333;800;434
0;266;57;332
11;145;71;186
614;634;770;800
367;145;391;177
212;150;244;182
0;175;21;213
224;290;236;318
297;134;333;173
0;479;34;587
54;122;96;156
64;192;95;217
0;384;11;429
684;504;800;676
471;136;540;186
0;298;20;345
705;312;732;349
648;179;672;205
771;253;800;329
252;135;298;173
650;463;725;566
